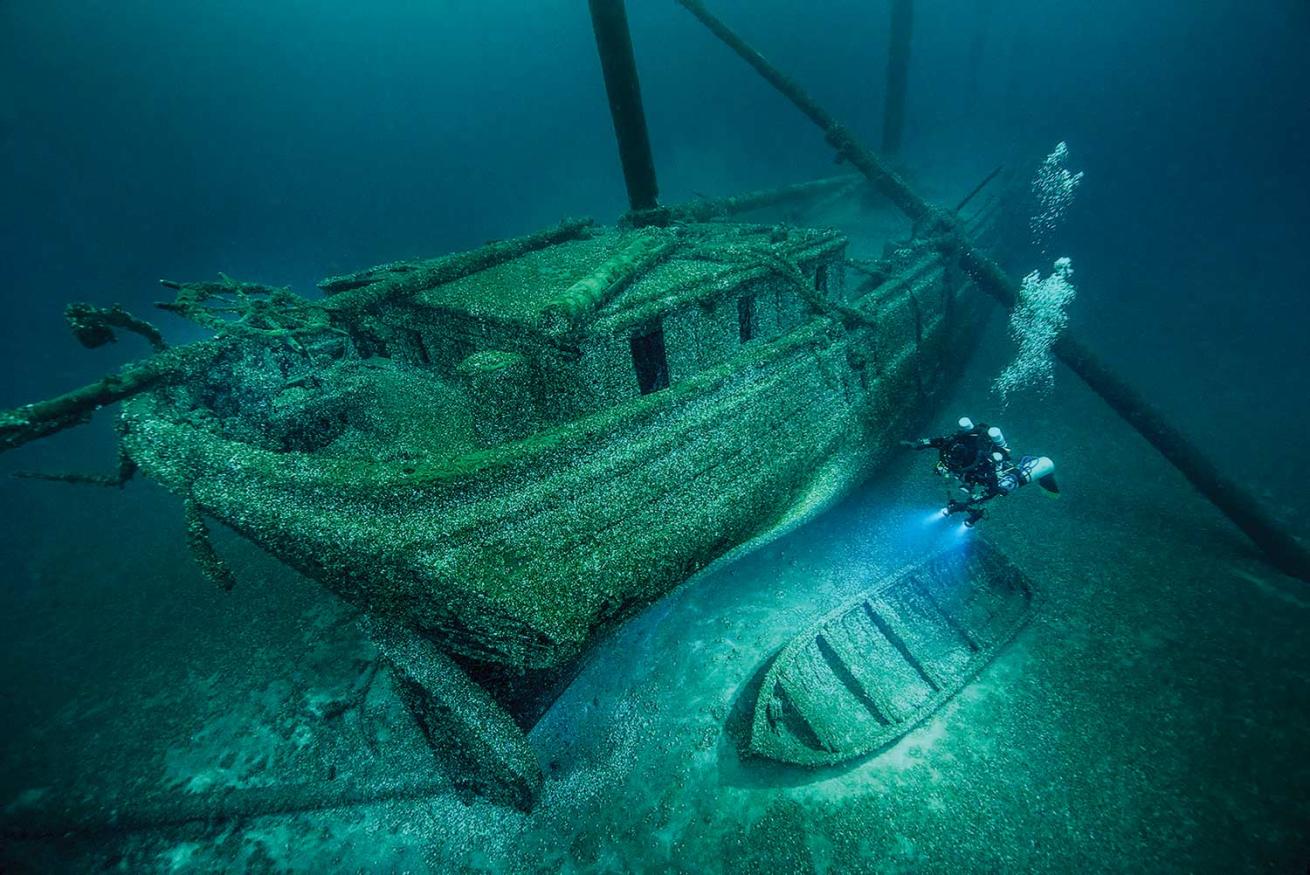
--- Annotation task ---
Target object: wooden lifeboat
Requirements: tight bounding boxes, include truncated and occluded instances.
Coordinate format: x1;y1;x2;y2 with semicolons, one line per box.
750;539;1037;766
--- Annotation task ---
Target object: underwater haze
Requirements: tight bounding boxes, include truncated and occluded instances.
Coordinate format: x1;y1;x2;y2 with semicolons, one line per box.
1;0;1308;871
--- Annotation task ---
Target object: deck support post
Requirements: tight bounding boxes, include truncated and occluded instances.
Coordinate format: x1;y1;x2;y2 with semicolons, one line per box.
589;0;660;212
675;0;1310;582
881;0;913;156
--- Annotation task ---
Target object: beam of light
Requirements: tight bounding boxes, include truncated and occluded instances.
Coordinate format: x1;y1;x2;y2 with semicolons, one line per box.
921;507;951;526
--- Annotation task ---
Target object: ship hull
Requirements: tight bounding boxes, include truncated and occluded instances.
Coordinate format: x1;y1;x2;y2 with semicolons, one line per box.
120;248;988;700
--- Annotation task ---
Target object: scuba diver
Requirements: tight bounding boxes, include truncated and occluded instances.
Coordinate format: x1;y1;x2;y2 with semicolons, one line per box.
902;417;1058;527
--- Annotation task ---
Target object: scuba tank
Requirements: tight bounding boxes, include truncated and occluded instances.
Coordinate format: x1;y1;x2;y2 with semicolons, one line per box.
995;455;1059;495
1019;455;1059;493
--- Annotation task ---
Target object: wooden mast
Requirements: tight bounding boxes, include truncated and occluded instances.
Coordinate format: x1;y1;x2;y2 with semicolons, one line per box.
882;0;914;156
588;0;661;212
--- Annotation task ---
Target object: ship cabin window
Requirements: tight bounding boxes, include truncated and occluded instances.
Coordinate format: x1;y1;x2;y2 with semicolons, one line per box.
353;331;389;359
630;321;670;395
737;294;757;343
406;329;431;365
815;263;829;294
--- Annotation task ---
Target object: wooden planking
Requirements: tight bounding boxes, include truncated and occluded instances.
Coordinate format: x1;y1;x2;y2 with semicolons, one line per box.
750;540;1037;766
918;560;1028;650
870;584;974;689
821;606;933;722
776;639;882;751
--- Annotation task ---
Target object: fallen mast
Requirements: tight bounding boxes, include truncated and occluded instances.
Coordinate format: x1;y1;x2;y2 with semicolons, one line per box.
674;0;1310;582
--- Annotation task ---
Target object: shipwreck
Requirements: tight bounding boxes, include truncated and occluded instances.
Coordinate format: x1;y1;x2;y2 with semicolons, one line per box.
2;0;1306;821
46;202;991;811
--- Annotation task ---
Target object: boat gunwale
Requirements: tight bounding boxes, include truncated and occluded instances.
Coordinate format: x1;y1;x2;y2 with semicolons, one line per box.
121;230;955;501
120;308;847;497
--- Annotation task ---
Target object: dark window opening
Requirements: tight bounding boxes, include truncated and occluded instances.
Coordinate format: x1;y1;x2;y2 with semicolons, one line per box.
815;263;829;293
737;295;756;343
353;331;389;359
406;329;431;365
630;322;670;395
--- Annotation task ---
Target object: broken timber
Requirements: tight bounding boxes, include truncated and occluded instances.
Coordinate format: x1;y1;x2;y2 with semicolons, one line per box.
0;221;596;456
623;174;862;228
675;0;1310;583
371;619;543;812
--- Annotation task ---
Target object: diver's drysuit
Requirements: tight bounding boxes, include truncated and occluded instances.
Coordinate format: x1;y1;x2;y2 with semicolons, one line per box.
903;417;1058;526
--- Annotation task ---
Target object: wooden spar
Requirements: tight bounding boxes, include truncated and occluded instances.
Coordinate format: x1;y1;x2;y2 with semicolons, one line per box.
955;164;1004;213
674;0;928;222
623;174;861;227
589;0;661;212
882;0;914;155
0;339;224;455
675;0;1310;582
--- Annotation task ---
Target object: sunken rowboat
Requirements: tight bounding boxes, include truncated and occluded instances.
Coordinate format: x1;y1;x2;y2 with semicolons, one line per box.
751;539;1038;767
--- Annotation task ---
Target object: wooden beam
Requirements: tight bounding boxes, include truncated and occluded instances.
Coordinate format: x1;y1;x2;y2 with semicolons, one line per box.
675;0;1310;582
589;0;661;211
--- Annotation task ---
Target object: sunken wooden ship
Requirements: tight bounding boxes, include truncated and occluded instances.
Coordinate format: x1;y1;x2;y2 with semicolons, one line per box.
1;203;994;810
156;203;987;789
30;0;1287;819
1;0;1305;826
0;0;1016;812
127;216;975;681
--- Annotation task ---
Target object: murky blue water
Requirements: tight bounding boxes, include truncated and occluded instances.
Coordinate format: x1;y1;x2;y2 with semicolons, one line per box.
1;1;1307;870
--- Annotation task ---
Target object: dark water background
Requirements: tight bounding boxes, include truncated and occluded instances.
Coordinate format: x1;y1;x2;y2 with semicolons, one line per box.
2;0;1307;511
1;0;1308;868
